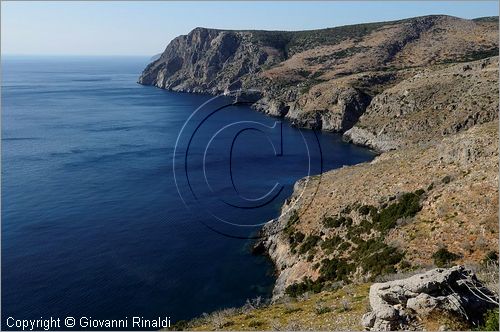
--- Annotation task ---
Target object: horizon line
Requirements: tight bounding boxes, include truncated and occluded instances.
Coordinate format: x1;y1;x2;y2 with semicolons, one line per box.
1;54;155;57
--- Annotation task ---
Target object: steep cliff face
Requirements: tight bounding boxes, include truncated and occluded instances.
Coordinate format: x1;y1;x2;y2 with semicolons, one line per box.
139;15;498;133
138;27;285;94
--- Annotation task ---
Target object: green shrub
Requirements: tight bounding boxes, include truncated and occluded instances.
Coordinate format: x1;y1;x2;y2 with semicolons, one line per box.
299;235;321;255
359;205;377;216
399;260;412;270
441;175;452;184
338;241;351;252
372;190;423;231
287;210;300;227
319;258;353;282
283;307;302;314
361;245;403;277
359;219;373;232
482;251;499;265
353;238;404;278
432;247;460;267
341;205;352;214
285;277;323;298
288;231;305;252
477;308;499;331
248;320;264;328
315;306;332;315
322;216;353;228
289;231;305;245
284;210;300;237
462;48;499;62
296;69;311;78
321;236;343;253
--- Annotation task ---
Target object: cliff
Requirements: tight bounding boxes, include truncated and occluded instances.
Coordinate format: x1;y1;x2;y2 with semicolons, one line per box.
139;15;498;135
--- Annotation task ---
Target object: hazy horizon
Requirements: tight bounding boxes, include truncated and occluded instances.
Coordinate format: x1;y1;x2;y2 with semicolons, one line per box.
2;1;498;56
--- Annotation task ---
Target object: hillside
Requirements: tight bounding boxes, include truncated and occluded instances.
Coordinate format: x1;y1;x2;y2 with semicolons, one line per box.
139;15;498;137
260;120;498;298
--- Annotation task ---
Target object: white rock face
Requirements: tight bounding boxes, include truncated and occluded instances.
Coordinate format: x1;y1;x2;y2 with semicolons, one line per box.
362;266;498;331
343;126;400;152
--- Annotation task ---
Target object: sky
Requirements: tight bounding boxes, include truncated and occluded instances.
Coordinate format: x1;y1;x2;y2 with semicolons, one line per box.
1;1;498;56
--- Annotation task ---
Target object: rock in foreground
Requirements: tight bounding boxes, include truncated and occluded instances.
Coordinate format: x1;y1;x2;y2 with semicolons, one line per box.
362;266;498;331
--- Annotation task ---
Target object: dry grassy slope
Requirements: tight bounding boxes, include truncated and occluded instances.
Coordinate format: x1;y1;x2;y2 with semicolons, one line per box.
261;121;498;297
262;15;498;81
180;283;370;331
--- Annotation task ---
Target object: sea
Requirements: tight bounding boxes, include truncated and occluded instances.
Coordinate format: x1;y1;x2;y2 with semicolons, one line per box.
1;56;375;329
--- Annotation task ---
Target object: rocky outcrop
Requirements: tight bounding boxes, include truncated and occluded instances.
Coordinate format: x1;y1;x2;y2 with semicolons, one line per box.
344;56;499;151
362;266;498;331
284;85;372;131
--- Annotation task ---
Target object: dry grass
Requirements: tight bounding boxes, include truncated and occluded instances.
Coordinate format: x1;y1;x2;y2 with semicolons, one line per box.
174;283;370;331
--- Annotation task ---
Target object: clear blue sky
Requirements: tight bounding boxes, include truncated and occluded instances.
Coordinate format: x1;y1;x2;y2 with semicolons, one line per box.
1;1;498;56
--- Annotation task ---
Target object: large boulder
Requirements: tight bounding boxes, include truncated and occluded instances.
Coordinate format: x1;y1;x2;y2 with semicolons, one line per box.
362;266;498;330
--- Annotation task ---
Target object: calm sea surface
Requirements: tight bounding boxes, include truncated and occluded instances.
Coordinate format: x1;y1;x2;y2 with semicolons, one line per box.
1;56;375;329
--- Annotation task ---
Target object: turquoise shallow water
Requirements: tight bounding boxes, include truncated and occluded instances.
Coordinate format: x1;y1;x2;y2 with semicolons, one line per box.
1;56;375;329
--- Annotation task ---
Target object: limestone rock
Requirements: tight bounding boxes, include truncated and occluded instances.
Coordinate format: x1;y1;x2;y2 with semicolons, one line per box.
362;266;498;330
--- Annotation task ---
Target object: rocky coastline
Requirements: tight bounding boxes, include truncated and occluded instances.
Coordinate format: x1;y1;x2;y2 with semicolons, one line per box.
141;15;499;330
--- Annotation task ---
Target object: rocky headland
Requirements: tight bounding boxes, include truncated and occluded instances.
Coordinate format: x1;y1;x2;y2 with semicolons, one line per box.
142;15;500;331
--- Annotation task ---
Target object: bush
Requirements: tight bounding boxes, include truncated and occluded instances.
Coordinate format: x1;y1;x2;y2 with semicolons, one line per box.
341;205;352;214
361;245;403;277
322;216;353;228
477;308;499;331
442;175;452;184
353;238;404;277
285;277;323;298
315;305;332;315
284;210;300;240
319;258;353;282
482;251;499;265
321;236;343;253
248;320;264;328
299;235;321;255
169;320;189;331
432;247;460;267
338;241;351;252
372;190;424;231
359;205;377;216
289;231;305;246
286;210;300;228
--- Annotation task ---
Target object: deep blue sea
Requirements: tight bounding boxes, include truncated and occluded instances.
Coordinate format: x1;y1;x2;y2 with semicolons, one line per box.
1;56;375;329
